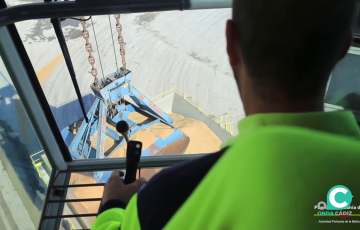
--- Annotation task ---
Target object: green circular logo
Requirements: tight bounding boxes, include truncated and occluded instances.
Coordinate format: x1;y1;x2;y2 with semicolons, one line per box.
327;185;352;210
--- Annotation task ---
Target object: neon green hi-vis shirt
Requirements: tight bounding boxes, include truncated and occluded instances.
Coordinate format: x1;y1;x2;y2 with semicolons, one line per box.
92;111;360;230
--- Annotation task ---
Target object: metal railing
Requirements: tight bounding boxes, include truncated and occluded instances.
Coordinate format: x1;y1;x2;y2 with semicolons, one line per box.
30;150;47;181
151;87;235;135
40;154;201;229
32;151;203;229
30;150;78;230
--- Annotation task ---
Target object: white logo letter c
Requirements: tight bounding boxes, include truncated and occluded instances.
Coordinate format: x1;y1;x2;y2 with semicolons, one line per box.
329;188;348;208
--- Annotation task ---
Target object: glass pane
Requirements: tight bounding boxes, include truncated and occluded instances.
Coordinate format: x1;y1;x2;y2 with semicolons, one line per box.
325;51;360;111
0;55;51;229
15;9;238;164
354;6;360;36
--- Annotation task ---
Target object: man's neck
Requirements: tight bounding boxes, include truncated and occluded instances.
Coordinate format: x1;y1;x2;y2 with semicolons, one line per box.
237;71;327;116
243;97;325;116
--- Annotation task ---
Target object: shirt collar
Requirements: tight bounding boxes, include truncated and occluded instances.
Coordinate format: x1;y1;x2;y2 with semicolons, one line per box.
223;111;360;147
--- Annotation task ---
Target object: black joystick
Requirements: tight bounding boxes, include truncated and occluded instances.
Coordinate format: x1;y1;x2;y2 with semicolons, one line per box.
115;120;142;184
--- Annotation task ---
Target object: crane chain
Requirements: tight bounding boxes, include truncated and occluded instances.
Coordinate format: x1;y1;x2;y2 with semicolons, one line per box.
114;14;127;73
80;17;98;84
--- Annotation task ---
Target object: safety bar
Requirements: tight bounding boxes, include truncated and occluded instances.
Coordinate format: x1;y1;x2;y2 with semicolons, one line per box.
0;0;231;28
66;154;203;172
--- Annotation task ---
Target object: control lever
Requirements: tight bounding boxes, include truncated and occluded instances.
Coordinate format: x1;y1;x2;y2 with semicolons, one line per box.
98;121;142;213
116;121;142;184
123;141;142;184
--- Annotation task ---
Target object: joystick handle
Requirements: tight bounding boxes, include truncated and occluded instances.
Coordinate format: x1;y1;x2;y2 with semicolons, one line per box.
115;120;142;184
124;141;142;184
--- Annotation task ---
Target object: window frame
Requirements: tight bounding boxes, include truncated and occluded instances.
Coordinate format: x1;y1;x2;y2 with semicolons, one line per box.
324;46;360;122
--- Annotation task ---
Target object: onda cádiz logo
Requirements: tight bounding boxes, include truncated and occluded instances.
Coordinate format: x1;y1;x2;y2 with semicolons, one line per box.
327;186;353;210
315;185;358;220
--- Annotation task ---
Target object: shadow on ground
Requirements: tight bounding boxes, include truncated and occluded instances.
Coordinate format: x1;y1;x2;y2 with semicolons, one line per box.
0;70;95;222
50;94;94;131
0;73;46;224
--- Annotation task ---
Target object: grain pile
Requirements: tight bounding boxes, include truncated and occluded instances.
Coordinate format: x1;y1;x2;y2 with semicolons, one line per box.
92;112;222;156
70;112;222;225
169;113;222;154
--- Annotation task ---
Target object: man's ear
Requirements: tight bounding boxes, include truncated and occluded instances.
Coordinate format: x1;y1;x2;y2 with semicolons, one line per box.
226;20;240;68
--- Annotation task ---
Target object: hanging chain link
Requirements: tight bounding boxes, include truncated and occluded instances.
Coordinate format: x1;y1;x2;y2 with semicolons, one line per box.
114;14;127;73
80;17;98;84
